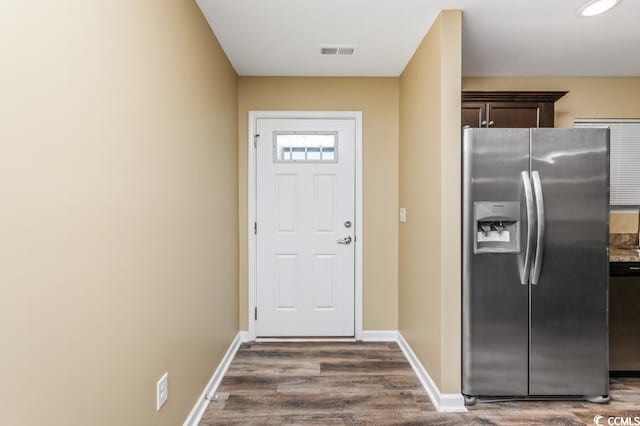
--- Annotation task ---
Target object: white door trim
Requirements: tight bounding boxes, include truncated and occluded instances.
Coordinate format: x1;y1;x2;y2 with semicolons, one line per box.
248;111;363;340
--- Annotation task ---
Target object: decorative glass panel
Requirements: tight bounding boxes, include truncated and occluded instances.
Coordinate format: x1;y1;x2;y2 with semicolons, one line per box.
274;132;338;163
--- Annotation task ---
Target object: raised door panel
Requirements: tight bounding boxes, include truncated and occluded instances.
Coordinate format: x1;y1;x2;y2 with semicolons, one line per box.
275;255;298;310
313;254;336;310
487;102;542;128
462;102;486;128
313;174;336;233
275;174;298;232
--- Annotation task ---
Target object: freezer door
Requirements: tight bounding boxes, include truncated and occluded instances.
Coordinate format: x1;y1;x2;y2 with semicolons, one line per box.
463;128;531;396
529;128;609;397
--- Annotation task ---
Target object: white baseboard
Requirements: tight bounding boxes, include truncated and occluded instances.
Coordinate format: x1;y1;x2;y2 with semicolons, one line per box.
361;330;399;342
396;333;467;413
183;331;249;426
238;331;250;342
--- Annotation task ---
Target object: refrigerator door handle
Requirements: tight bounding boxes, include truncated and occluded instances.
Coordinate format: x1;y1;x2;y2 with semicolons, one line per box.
531;171;545;285
521;171;535;285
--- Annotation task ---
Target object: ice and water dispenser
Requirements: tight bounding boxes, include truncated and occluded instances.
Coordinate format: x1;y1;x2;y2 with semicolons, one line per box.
473;202;520;254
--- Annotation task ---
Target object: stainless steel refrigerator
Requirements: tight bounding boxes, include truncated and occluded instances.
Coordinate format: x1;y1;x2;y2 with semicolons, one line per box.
462;128;610;404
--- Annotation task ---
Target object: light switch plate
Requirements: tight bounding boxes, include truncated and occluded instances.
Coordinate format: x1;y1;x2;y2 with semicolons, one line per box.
156;372;168;411
400;208;407;223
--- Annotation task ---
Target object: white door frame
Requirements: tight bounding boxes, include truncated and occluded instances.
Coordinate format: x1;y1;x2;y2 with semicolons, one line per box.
247;111;363;340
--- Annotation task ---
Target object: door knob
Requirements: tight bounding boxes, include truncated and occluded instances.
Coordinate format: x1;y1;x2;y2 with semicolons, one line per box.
337;236;352;245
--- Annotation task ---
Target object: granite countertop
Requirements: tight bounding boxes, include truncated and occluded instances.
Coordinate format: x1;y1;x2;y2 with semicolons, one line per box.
609;233;640;263
610;246;640;262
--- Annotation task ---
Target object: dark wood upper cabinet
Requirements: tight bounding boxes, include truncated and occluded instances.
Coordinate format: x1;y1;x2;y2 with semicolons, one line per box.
462;91;567;128
462;102;486;128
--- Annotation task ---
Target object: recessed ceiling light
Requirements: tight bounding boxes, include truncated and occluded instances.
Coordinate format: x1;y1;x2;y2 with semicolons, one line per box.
578;0;621;17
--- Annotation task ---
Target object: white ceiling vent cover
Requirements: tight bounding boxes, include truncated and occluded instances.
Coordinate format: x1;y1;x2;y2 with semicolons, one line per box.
320;45;357;56
320;47;339;55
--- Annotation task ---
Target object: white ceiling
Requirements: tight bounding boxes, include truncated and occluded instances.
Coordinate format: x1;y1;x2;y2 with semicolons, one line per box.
196;0;640;77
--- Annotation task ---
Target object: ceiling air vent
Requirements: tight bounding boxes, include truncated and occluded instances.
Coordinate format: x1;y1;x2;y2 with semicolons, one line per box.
338;47;356;55
320;47;339;55
320;45;357;56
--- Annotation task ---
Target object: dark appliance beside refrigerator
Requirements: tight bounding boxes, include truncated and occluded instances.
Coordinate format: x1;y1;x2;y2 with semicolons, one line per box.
610;262;640;375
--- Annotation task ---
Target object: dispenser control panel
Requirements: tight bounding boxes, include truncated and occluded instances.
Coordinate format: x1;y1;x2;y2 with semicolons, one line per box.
474;201;521;254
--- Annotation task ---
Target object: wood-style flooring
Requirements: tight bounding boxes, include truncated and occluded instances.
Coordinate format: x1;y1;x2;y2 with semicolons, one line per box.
200;342;640;425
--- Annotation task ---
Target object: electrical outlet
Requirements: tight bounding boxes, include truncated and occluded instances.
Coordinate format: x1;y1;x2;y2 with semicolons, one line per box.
400;208;407;223
156;373;168;411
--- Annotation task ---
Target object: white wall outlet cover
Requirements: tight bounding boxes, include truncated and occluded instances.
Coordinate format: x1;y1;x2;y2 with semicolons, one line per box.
156;372;168;411
400;208;407;223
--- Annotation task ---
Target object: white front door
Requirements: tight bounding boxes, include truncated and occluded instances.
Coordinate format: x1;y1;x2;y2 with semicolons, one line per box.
256;118;356;337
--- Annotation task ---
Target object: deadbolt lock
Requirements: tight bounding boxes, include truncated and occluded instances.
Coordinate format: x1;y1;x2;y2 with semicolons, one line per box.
344;221;352;228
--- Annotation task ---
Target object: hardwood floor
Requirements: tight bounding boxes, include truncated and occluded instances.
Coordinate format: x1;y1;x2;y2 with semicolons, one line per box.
200;342;640;425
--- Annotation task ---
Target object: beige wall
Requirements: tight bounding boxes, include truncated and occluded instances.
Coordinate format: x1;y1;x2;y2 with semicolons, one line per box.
611;213;639;233
398;10;462;393
463;77;640;232
1;2;238;425
238;77;399;331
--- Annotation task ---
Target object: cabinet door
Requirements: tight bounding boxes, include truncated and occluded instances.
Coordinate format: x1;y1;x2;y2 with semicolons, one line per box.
487;102;543;128
462;102;486;128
